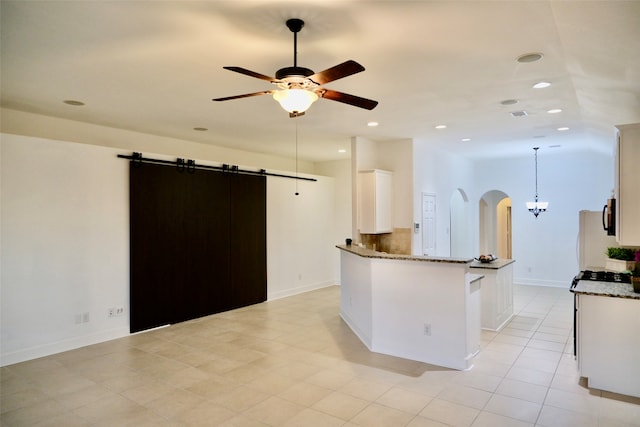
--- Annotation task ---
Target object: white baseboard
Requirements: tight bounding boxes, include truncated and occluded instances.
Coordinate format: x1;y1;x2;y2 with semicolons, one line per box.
267;281;338;301
1;326;130;367
514;278;570;288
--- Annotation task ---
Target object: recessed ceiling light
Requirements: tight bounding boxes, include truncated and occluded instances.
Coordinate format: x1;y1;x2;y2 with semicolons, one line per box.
549;144;562;148
461;138;471;142
557;127;570;131
193;127;208;131
501;99;518;106
338;149;347;153
533;135;546;139
63;100;85;106
533;81;551;89
547;108;562;114
435;125;447;129
517;52;544;63
367;121;379;127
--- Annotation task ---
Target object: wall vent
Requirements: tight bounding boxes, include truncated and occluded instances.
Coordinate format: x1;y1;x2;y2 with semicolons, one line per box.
510;110;528;117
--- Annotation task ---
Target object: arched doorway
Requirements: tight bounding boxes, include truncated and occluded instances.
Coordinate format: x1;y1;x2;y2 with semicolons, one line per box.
479;190;512;259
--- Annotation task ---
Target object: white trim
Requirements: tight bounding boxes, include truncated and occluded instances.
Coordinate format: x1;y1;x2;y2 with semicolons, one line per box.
1;327;130;367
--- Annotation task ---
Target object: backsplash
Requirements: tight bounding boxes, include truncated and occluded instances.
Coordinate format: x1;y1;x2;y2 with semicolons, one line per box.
359;227;412;255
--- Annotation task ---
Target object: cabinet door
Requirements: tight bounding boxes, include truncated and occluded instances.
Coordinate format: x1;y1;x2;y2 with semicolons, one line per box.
616;124;640;246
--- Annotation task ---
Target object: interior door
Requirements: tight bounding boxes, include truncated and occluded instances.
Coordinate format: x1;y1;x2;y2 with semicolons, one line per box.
422;192;436;256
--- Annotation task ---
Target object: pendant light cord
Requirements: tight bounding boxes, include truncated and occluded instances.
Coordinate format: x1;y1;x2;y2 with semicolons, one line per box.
295;121;299;196
534;147;539;200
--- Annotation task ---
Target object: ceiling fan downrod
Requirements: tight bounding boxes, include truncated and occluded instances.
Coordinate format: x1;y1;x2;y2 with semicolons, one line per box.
286;18;304;68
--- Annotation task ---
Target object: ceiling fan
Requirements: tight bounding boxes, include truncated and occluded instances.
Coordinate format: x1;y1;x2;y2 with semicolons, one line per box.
213;18;378;118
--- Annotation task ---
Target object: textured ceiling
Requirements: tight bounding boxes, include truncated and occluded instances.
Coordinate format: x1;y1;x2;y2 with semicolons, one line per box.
1;1;639;162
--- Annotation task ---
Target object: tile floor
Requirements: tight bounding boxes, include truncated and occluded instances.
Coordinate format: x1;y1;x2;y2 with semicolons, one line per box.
2;284;639;426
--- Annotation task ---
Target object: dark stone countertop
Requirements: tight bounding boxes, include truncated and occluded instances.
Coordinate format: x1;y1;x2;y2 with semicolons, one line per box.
469;259;516;270
336;244;473;264
571;280;640;300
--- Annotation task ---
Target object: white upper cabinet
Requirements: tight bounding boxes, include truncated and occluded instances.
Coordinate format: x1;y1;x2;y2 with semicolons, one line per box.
358;170;393;234
615;123;640;246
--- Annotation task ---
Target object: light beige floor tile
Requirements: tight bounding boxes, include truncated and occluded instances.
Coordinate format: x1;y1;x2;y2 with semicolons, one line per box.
72;394;146;424
483;394;541;423
338;377;393;401
218;413;272;427
544;388;600;416
496;378;548;404
305;368;355;390
243;395;304;426
3;285;634;426
281;407;346;427
54;383;116;410
172;400;237;425
536;404;597;427
437;383;492;410
526;339;565;352
350;402;415;426
1;387;49;413
143;388;205;420
211;385;271;412
375;386;433;414
278;381;333;406
1;398;69;426
120;381;177;405
312;391;369;420
471;411;534;426
453;371;503;393
512;355;559;375
419;398;480;427
246;372;298;394
406;415;451;426
506;366;553;387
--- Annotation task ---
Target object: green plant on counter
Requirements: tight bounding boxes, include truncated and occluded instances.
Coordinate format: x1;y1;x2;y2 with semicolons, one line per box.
606;247;636;261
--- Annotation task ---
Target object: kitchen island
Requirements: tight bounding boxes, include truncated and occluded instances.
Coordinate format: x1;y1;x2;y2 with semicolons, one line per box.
571;280;640;398
469;259;515;331
337;245;482;370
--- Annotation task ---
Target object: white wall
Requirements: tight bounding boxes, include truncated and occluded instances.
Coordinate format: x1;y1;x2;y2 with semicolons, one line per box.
1;133;339;365
351;137;414;238
474;149;615;287
1;108;316;174
412;140;476;257
410;140;614;287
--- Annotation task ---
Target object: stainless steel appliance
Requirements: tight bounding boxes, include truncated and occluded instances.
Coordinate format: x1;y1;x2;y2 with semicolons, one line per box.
602;198;616;236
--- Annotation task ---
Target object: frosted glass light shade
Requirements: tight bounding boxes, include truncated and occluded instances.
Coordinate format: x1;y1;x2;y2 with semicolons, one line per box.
273;89;318;114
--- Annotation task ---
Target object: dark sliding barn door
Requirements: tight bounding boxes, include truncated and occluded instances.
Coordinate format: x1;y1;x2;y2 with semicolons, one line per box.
129;162;266;333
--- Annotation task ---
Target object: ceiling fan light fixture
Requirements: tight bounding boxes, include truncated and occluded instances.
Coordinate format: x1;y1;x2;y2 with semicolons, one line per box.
273;89;318;115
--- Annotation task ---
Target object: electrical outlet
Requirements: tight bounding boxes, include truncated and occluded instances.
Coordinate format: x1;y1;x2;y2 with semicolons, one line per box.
424;323;431;336
115;306;125;316
82;312;90;323
108;307;115;318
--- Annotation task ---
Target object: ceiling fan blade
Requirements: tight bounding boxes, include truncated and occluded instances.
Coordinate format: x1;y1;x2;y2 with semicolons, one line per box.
308;60;365;85
320;89;378;110
223;66;275;82
213;90;274;102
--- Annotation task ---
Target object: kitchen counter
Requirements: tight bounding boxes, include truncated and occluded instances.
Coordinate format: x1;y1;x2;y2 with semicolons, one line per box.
571;280;640;300
336;244;473;264
469;259;516;270
470;259;515;331
574;281;640;398
338;246;482;370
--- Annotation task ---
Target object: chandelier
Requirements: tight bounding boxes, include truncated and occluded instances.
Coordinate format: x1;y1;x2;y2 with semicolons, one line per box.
526;147;548;218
